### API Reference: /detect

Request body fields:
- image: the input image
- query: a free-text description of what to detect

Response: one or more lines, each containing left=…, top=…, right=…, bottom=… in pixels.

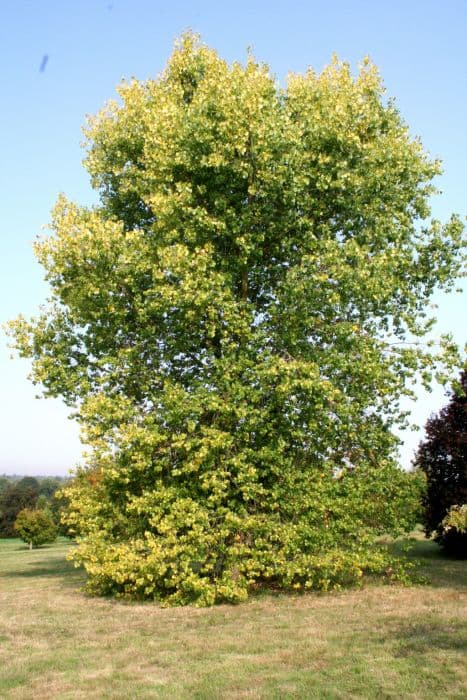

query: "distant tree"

left=14, top=508, right=57, bottom=549
left=415, top=369, right=467, bottom=556
left=0, top=480, right=40, bottom=537
left=36, top=494, right=52, bottom=511
left=17, top=477, right=40, bottom=492
left=38, top=477, right=62, bottom=499
left=0, top=477, right=10, bottom=494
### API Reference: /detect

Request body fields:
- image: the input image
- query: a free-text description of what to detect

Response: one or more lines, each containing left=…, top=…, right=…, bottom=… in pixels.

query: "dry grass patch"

left=0, top=536, right=465, bottom=698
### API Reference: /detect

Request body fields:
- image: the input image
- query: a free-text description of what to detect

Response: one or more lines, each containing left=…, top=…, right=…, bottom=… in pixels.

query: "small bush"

left=14, top=508, right=57, bottom=549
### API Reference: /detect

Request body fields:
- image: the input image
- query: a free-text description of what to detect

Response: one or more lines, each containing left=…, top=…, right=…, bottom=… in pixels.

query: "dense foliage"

left=8, top=35, right=465, bottom=604
left=442, top=503, right=467, bottom=533
left=415, top=370, right=467, bottom=556
left=0, top=478, right=40, bottom=537
left=14, top=508, right=57, bottom=549
left=0, top=476, right=65, bottom=537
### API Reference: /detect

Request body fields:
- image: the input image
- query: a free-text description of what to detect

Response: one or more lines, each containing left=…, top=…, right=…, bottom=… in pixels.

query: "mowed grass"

left=0, top=535, right=465, bottom=699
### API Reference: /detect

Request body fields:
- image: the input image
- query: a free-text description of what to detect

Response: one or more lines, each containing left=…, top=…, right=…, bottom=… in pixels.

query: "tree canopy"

left=8, top=35, right=465, bottom=604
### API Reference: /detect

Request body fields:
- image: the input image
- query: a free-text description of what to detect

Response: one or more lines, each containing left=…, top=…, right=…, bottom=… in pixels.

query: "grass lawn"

left=0, top=535, right=465, bottom=699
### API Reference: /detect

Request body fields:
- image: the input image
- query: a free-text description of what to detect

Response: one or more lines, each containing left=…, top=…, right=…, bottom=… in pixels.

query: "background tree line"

left=0, top=475, right=69, bottom=538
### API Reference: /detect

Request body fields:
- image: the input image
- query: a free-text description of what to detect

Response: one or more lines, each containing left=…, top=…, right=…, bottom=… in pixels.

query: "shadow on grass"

left=1, top=544, right=85, bottom=589
left=9, top=543, right=59, bottom=552
left=392, top=620, right=467, bottom=657
left=5, top=557, right=79, bottom=578
left=389, top=537, right=467, bottom=590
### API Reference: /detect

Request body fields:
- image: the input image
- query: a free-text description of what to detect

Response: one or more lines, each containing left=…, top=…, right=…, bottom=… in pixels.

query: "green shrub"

left=14, top=509, right=57, bottom=549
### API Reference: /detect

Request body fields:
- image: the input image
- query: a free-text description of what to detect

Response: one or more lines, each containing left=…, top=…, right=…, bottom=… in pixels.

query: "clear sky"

left=1, top=0, right=466, bottom=476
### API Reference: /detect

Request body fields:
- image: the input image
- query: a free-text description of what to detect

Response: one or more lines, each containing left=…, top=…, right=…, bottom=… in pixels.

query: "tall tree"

left=8, top=35, right=465, bottom=603
left=415, top=369, right=467, bottom=555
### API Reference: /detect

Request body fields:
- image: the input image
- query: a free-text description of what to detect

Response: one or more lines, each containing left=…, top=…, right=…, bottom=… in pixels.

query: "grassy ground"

left=0, top=535, right=465, bottom=699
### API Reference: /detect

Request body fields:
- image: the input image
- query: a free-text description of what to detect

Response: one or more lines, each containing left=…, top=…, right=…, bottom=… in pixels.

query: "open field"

left=0, top=536, right=465, bottom=699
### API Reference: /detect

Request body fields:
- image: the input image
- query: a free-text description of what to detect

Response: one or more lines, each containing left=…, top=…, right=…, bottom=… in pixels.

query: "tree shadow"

left=391, top=619, right=466, bottom=657
left=389, top=536, right=467, bottom=590
left=1, top=551, right=85, bottom=588
left=10, top=543, right=59, bottom=552
left=6, top=556, right=72, bottom=575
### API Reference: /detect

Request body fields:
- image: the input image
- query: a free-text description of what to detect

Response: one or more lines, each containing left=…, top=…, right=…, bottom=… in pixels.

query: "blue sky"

left=1, top=0, right=465, bottom=475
